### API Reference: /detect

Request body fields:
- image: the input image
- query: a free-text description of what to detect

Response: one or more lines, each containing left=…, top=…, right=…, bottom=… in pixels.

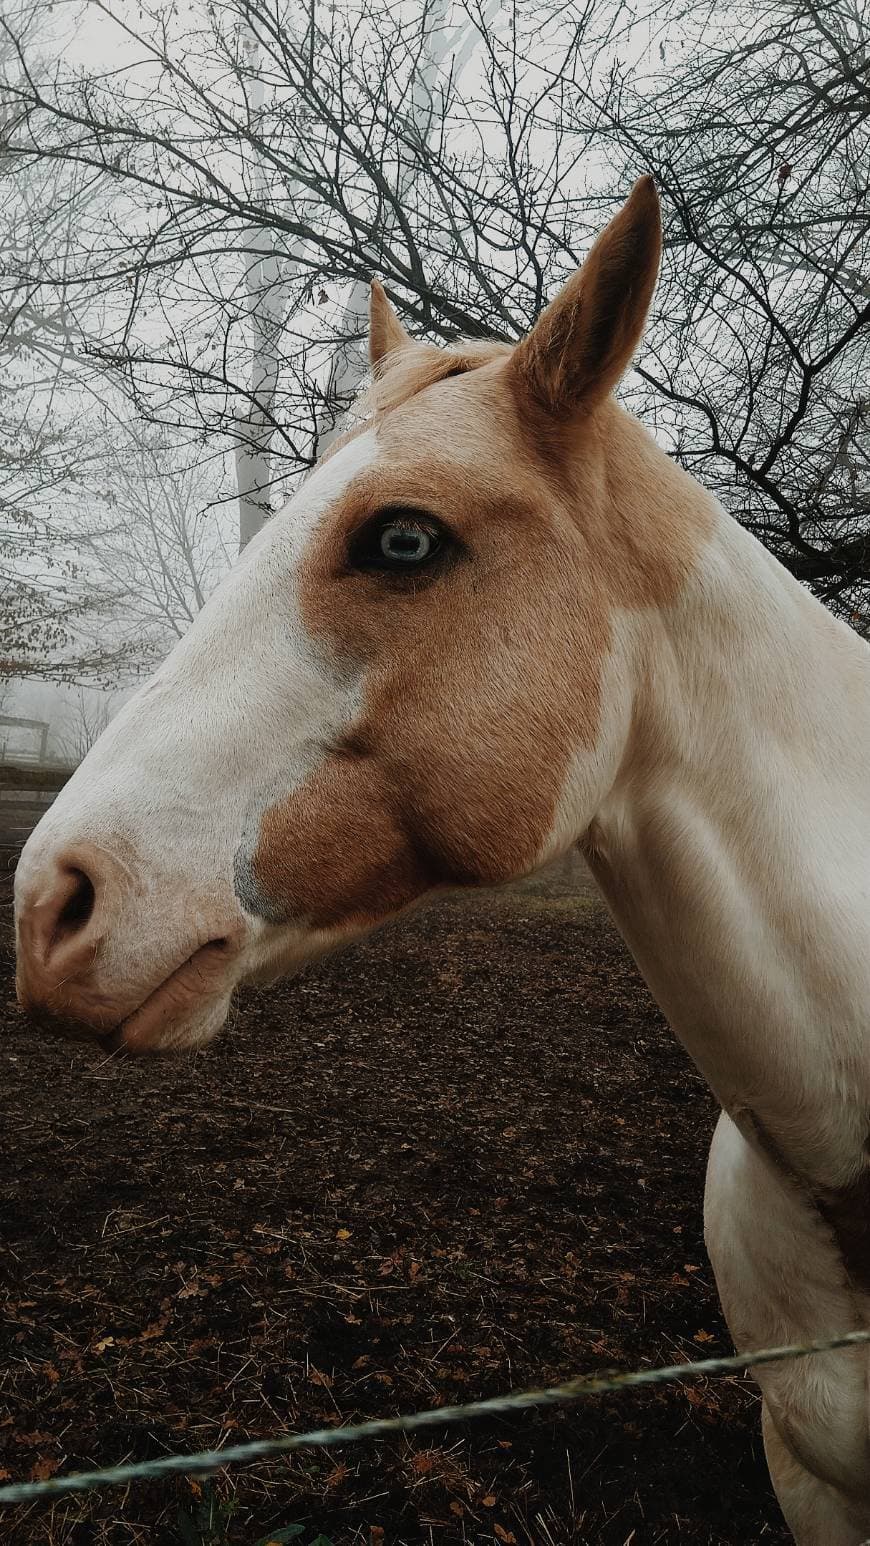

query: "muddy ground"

left=0, top=853, right=789, bottom=1545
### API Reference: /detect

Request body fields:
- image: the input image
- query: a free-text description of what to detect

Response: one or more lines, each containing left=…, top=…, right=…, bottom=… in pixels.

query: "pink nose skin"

left=16, top=843, right=246, bottom=1050
left=15, top=844, right=122, bottom=1036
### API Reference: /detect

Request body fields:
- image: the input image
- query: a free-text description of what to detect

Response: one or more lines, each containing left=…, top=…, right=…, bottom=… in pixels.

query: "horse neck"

left=584, top=436, right=870, bottom=1193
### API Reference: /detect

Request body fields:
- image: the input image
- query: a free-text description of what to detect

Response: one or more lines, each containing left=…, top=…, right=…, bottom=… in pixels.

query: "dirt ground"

left=0, top=852, right=789, bottom=1546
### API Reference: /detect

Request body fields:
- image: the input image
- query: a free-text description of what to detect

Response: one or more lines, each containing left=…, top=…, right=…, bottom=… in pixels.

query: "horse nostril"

left=54, top=867, right=97, bottom=943
left=16, top=844, right=120, bottom=1016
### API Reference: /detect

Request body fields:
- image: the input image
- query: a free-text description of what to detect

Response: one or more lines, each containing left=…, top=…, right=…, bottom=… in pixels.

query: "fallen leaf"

left=29, top=1456, right=60, bottom=1482
left=137, top=1317, right=171, bottom=1342
left=177, top=1280, right=205, bottom=1300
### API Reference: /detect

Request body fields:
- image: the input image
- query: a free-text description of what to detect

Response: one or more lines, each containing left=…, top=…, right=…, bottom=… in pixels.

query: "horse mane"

left=359, top=338, right=513, bottom=420
left=316, top=337, right=513, bottom=468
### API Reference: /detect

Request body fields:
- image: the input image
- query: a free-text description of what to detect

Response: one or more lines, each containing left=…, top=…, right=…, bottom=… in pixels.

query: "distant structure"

left=0, top=715, right=50, bottom=765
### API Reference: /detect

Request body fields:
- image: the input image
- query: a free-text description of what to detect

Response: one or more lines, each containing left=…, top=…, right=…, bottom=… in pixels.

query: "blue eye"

left=351, top=513, right=446, bottom=573
left=379, top=522, right=437, bottom=564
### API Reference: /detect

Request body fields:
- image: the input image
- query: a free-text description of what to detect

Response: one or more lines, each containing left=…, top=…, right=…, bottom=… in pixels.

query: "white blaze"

left=15, top=431, right=380, bottom=1036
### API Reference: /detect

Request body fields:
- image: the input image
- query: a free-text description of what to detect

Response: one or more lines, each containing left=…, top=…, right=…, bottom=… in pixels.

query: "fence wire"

left=2, top=1328, right=869, bottom=1505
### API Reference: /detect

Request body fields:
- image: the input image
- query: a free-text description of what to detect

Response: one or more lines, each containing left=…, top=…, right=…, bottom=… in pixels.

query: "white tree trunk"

left=315, top=0, right=503, bottom=458
left=235, top=37, right=292, bottom=550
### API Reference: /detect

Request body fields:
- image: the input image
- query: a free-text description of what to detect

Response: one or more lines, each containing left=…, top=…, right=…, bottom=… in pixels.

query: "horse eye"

left=351, top=515, right=444, bottom=573
left=379, top=522, right=436, bottom=563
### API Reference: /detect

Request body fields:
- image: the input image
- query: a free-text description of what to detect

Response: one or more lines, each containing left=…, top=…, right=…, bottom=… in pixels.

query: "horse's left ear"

left=511, top=176, right=661, bottom=416
left=369, top=281, right=412, bottom=376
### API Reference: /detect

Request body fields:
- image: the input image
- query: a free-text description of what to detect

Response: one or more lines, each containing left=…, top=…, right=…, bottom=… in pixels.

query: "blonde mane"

left=360, top=337, right=512, bottom=419
left=317, top=336, right=512, bottom=468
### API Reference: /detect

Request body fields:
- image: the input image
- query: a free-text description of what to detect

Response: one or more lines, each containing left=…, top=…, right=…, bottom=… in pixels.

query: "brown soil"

left=0, top=855, right=788, bottom=1546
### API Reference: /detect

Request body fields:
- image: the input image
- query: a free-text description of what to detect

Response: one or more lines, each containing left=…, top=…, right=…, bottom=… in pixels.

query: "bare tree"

left=0, top=0, right=134, bottom=681
left=313, top=0, right=505, bottom=458
left=81, top=425, right=234, bottom=663
left=587, top=0, right=870, bottom=621
left=2, top=0, right=867, bottom=625
left=55, top=686, right=117, bottom=764
left=0, top=0, right=613, bottom=481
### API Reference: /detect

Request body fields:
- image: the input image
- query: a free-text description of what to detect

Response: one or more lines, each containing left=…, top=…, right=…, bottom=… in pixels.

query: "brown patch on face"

left=246, top=751, right=433, bottom=929
left=248, top=357, right=713, bottom=932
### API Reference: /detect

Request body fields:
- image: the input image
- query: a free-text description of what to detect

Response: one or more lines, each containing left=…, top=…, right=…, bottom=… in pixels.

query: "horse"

left=14, top=177, right=870, bottom=1542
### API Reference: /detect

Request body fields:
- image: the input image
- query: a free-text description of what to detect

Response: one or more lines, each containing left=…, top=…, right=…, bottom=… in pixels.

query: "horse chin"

left=112, top=983, right=234, bottom=1055
left=116, top=916, right=399, bottom=1056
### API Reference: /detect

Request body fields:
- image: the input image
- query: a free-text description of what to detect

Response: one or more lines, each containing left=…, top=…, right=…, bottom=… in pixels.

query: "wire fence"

left=2, top=1327, right=869, bottom=1506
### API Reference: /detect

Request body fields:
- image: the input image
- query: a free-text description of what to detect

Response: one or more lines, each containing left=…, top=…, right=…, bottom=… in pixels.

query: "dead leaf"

left=177, top=1280, right=205, bottom=1300
left=29, top=1456, right=60, bottom=1482
left=137, top=1316, right=171, bottom=1342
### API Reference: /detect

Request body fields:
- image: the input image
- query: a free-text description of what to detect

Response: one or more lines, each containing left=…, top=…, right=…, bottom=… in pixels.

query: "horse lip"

left=113, top=936, right=241, bottom=1053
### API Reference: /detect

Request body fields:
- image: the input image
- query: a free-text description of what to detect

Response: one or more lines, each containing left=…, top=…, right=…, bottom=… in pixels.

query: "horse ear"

left=511, top=176, right=661, bottom=416
left=369, top=281, right=412, bottom=376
